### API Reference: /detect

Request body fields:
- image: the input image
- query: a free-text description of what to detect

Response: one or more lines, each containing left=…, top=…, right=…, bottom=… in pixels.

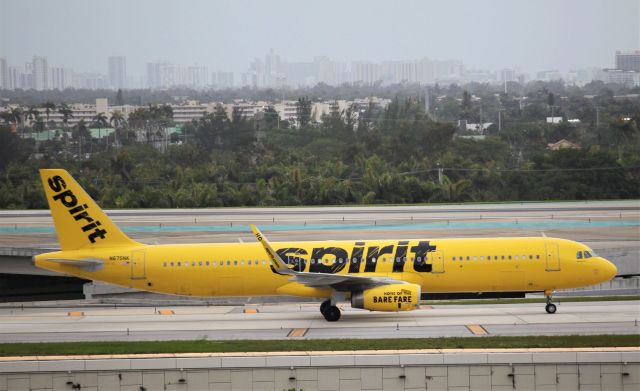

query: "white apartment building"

left=32, top=56, right=48, bottom=91
left=49, top=67, right=74, bottom=90
left=108, top=56, right=127, bottom=89
left=0, top=58, right=7, bottom=90
left=171, top=101, right=218, bottom=124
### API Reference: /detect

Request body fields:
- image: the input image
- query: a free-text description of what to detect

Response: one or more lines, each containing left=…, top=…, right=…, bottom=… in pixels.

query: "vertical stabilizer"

left=39, top=169, right=140, bottom=250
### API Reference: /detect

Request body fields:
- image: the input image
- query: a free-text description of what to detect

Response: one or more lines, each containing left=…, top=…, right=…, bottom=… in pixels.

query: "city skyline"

left=1, top=0, right=638, bottom=79
left=2, top=48, right=637, bottom=91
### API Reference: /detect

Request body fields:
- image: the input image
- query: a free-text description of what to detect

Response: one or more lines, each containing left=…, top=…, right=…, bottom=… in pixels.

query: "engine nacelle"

left=351, top=283, right=421, bottom=312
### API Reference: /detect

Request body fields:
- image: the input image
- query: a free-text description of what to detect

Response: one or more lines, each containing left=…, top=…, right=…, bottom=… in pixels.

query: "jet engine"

left=351, top=283, right=421, bottom=312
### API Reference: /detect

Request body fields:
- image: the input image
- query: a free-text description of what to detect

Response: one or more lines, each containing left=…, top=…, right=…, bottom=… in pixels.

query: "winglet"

left=250, top=225, right=294, bottom=275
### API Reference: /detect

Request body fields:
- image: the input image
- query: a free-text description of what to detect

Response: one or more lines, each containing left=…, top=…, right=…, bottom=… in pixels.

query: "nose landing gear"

left=544, top=290, right=557, bottom=314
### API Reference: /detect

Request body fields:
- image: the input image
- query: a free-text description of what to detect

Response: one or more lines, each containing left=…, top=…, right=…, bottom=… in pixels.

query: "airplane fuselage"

left=36, top=236, right=614, bottom=299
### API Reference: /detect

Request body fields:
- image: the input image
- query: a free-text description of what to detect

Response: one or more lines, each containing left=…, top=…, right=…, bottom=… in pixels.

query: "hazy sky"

left=1, top=0, right=638, bottom=77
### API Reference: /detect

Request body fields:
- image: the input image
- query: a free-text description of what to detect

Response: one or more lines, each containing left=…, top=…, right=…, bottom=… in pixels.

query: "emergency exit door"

left=131, top=250, right=146, bottom=279
left=428, top=250, right=445, bottom=273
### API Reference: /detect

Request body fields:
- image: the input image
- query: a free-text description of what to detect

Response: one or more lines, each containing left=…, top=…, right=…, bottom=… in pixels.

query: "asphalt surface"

left=0, top=301, right=638, bottom=343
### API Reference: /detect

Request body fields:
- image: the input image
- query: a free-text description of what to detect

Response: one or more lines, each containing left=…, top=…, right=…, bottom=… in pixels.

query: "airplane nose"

left=600, top=258, right=617, bottom=281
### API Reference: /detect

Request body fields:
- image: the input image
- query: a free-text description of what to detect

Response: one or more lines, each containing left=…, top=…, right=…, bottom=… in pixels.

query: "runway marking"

left=67, top=311, right=84, bottom=317
left=466, top=324, right=488, bottom=335
left=287, top=328, right=308, bottom=337
left=243, top=308, right=259, bottom=314
left=158, top=309, right=174, bottom=315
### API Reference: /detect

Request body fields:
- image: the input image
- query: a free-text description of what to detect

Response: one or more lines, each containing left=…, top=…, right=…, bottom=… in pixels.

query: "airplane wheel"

left=320, top=300, right=331, bottom=315
left=323, top=305, right=341, bottom=322
left=545, top=303, right=557, bottom=314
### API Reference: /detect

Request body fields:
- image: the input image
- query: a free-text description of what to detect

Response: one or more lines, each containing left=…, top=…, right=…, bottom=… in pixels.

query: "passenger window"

left=508, top=256, right=512, bottom=260
left=473, top=256, right=477, bottom=261
left=487, top=256, right=490, bottom=260
left=213, top=261, right=216, bottom=266
left=452, top=256, right=456, bottom=261
left=466, top=256, right=470, bottom=261
left=199, top=261, right=203, bottom=266
left=536, top=255, right=540, bottom=260
left=480, top=256, right=484, bottom=261
left=501, top=256, right=505, bottom=260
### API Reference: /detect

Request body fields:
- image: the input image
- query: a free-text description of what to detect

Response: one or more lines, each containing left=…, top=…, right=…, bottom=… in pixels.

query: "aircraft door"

left=131, top=250, right=146, bottom=279
left=428, top=250, right=445, bottom=273
left=545, top=243, right=560, bottom=271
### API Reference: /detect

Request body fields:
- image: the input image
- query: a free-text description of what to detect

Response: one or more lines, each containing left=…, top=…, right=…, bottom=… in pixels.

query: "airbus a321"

left=34, top=169, right=617, bottom=321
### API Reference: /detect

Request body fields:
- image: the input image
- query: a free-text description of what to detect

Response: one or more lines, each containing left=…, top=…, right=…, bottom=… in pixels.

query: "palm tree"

left=42, top=101, right=56, bottom=127
left=74, top=119, right=91, bottom=157
left=9, top=107, right=24, bottom=137
left=58, top=104, right=73, bottom=129
left=92, top=112, right=110, bottom=151
left=110, top=111, right=126, bottom=147
left=58, top=104, right=74, bottom=152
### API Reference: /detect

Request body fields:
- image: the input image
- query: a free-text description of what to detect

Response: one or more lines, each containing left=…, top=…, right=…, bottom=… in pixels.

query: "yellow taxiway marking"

left=243, top=308, right=259, bottom=314
left=158, top=309, right=175, bottom=315
left=466, top=324, right=488, bottom=335
left=287, top=328, right=308, bottom=338
left=67, top=311, right=84, bottom=317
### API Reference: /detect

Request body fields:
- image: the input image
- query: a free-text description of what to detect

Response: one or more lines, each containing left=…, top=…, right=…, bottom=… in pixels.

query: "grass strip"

left=423, top=296, right=640, bottom=306
left=1, top=335, right=638, bottom=357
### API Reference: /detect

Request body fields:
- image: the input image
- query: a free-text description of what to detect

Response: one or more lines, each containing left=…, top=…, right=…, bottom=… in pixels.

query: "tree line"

left=0, top=82, right=638, bottom=209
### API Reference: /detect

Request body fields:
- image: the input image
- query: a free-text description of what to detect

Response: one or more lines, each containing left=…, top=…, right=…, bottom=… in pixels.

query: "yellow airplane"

left=34, top=169, right=617, bottom=321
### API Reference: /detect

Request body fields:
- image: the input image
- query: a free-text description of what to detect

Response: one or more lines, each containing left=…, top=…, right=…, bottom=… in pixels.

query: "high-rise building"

left=0, top=58, right=7, bottom=89
left=351, top=62, right=381, bottom=84
left=146, top=62, right=162, bottom=89
left=500, top=68, right=516, bottom=83
left=32, top=56, right=48, bottom=90
left=49, top=67, right=74, bottom=90
left=108, top=56, right=127, bottom=89
left=615, top=50, right=640, bottom=72
left=212, top=71, right=234, bottom=89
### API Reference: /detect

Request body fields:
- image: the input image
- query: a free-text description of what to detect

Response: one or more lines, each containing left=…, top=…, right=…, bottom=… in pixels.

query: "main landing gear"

left=320, top=299, right=341, bottom=322
left=545, top=290, right=557, bottom=314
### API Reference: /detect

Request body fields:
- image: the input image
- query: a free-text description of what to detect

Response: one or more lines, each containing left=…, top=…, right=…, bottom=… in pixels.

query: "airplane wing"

left=250, top=225, right=407, bottom=291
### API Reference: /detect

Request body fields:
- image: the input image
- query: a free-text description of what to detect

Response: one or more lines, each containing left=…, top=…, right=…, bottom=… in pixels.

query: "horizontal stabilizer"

left=43, top=257, right=104, bottom=271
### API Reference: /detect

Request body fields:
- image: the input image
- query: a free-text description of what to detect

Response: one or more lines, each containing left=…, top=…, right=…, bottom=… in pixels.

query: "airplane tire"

left=545, top=303, right=557, bottom=314
left=320, top=300, right=331, bottom=315
left=323, top=305, right=341, bottom=322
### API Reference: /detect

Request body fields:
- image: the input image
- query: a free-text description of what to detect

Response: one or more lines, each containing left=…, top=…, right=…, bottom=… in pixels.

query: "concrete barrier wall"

left=1, top=350, right=638, bottom=390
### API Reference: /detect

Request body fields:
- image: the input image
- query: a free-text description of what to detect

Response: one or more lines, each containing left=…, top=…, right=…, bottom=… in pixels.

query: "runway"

left=0, top=300, right=638, bottom=343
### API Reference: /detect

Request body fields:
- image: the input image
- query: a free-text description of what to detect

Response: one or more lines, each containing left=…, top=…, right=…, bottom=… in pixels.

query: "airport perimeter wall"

left=1, top=349, right=638, bottom=391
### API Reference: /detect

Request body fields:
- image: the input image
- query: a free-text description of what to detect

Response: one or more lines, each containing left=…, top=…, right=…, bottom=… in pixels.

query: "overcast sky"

left=1, top=0, right=638, bottom=77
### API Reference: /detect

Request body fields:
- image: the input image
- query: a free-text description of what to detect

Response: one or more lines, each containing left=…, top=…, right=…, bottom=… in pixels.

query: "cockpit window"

left=576, top=251, right=583, bottom=259
left=584, top=251, right=594, bottom=258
